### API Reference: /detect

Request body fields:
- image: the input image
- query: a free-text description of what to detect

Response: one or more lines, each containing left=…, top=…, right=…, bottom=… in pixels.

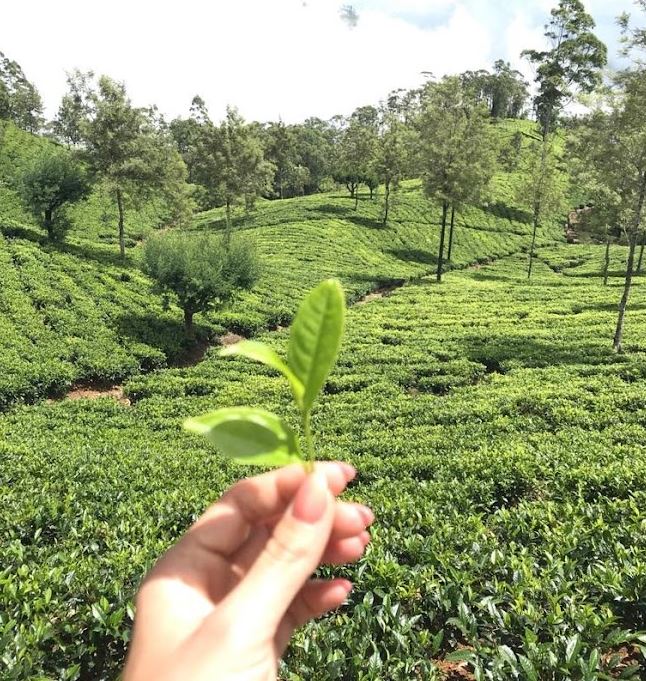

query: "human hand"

left=123, top=462, right=373, bottom=681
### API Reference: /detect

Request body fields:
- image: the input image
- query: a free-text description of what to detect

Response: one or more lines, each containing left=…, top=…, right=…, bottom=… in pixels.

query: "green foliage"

left=72, top=75, right=193, bottom=257
left=0, top=50, right=43, bottom=132
left=188, top=280, right=345, bottom=467
left=461, top=60, right=529, bottom=119
left=522, top=0, right=607, bottom=136
left=18, top=149, right=91, bottom=240
left=143, top=231, right=259, bottom=335
left=2, top=248, right=646, bottom=679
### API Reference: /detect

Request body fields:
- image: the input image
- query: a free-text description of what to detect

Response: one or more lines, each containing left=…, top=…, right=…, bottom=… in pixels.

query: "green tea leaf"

left=221, top=340, right=304, bottom=405
left=184, top=407, right=302, bottom=467
left=287, top=279, right=345, bottom=411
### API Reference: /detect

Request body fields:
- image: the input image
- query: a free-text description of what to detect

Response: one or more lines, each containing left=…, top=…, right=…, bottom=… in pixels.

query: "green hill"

left=0, top=158, right=564, bottom=408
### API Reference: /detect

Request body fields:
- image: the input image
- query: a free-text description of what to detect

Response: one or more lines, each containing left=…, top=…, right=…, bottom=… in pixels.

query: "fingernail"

left=357, top=505, right=374, bottom=526
left=339, top=463, right=356, bottom=481
left=292, top=472, right=329, bottom=523
left=360, top=530, right=371, bottom=546
left=338, top=579, right=353, bottom=594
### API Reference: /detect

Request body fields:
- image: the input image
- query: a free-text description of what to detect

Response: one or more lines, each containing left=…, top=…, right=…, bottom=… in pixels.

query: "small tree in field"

left=19, top=150, right=90, bottom=240
left=143, top=232, right=260, bottom=338
left=515, top=136, right=567, bottom=279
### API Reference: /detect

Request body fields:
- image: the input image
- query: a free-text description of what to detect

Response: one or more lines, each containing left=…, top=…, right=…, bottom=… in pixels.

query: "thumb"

left=228, top=471, right=335, bottom=634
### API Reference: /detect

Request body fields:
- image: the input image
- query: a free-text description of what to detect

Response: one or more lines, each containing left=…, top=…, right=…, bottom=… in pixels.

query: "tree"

left=143, top=232, right=260, bottom=338
left=461, top=61, right=529, bottom=119
left=417, top=77, right=497, bottom=282
left=264, top=120, right=297, bottom=199
left=52, top=70, right=93, bottom=147
left=374, top=109, right=412, bottom=226
left=335, top=106, right=378, bottom=209
left=515, top=136, right=566, bottom=279
left=0, top=51, right=43, bottom=132
left=72, top=75, right=193, bottom=258
left=522, top=0, right=607, bottom=139
left=193, top=106, right=273, bottom=236
left=19, top=150, right=91, bottom=240
left=570, top=73, right=646, bottom=352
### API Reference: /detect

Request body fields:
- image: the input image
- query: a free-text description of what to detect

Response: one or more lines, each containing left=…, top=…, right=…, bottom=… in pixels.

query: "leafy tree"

left=515, top=136, right=567, bottom=279
left=374, top=109, right=412, bottom=226
left=193, top=106, right=273, bottom=235
left=570, top=73, right=646, bottom=352
left=522, top=0, right=607, bottom=139
left=335, top=106, right=378, bottom=209
left=18, top=149, right=90, bottom=240
left=52, top=70, right=93, bottom=147
left=461, top=60, right=529, bottom=119
left=265, top=120, right=297, bottom=199
left=143, top=232, right=260, bottom=338
left=0, top=51, right=43, bottom=132
left=293, top=118, right=335, bottom=194
left=417, top=76, right=497, bottom=282
left=71, top=75, right=193, bottom=258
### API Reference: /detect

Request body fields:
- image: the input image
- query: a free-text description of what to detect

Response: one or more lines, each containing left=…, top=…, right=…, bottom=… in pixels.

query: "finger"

left=186, top=462, right=354, bottom=556
left=321, top=531, right=371, bottom=565
left=234, top=501, right=373, bottom=573
left=275, top=579, right=353, bottom=654
left=217, top=471, right=336, bottom=635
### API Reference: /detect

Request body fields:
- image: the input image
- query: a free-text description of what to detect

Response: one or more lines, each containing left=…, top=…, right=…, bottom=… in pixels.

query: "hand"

left=123, top=462, right=373, bottom=681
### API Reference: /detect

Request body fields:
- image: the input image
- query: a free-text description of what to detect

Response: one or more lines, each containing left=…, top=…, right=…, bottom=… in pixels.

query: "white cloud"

left=0, top=0, right=631, bottom=124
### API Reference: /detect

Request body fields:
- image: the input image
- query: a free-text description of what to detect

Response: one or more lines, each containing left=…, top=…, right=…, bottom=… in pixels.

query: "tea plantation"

left=0, top=168, right=560, bottom=409
left=2, top=236, right=646, bottom=679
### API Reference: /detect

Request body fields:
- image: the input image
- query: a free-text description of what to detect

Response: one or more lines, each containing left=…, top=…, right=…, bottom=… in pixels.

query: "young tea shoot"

left=184, top=279, right=346, bottom=470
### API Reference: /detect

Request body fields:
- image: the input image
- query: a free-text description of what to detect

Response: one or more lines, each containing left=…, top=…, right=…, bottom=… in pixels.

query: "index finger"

left=186, top=461, right=356, bottom=556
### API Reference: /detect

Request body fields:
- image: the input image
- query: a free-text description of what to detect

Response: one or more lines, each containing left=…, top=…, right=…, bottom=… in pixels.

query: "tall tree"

left=72, top=75, right=193, bottom=258
left=516, top=136, right=566, bottom=279
left=194, top=106, right=273, bottom=237
left=417, top=77, right=497, bottom=282
left=335, top=106, right=378, bottom=209
left=461, top=61, right=529, bottom=119
left=52, top=70, right=94, bottom=147
left=0, top=51, right=43, bottom=132
left=374, top=108, right=412, bottom=226
left=570, top=74, right=646, bottom=352
left=522, top=0, right=607, bottom=139
left=265, top=120, right=297, bottom=199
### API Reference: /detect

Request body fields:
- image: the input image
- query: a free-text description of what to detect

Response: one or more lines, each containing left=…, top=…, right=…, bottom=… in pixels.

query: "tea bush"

left=1, top=249, right=645, bottom=679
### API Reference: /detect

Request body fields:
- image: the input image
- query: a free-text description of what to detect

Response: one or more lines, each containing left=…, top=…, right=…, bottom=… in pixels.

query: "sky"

left=0, top=0, right=638, bottom=124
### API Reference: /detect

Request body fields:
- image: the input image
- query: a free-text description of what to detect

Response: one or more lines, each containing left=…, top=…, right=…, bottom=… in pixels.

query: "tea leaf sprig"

left=184, top=279, right=346, bottom=470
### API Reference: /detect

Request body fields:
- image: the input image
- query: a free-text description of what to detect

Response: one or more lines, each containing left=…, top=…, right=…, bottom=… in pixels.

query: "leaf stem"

left=302, top=410, right=315, bottom=473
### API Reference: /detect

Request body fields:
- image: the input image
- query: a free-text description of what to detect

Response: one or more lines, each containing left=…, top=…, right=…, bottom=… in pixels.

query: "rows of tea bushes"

left=0, top=178, right=562, bottom=407
left=1, top=246, right=645, bottom=679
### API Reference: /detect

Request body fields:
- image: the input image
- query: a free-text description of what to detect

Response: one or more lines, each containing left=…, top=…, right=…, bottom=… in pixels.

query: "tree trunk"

left=225, top=198, right=232, bottom=246
left=447, top=205, right=456, bottom=265
left=637, top=231, right=645, bottom=273
left=437, top=202, right=448, bottom=283
left=354, top=185, right=359, bottom=211
left=44, top=207, right=54, bottom=239
left=382, top=181, right=390, bottom=227
left=613, top=230, right=638, bottom=353
left=603, top=235, right=611, bottom=286
left=184, top=308, right=195, bottom=339
left=116, top=188, right=126, bottom=259
left=527, top=208, right=539, bottom=280
left=614, top=173, right=646, bottom=353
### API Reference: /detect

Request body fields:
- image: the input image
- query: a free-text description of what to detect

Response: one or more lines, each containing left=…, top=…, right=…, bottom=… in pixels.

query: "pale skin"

left=124, top=462, right=373, bottom=681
